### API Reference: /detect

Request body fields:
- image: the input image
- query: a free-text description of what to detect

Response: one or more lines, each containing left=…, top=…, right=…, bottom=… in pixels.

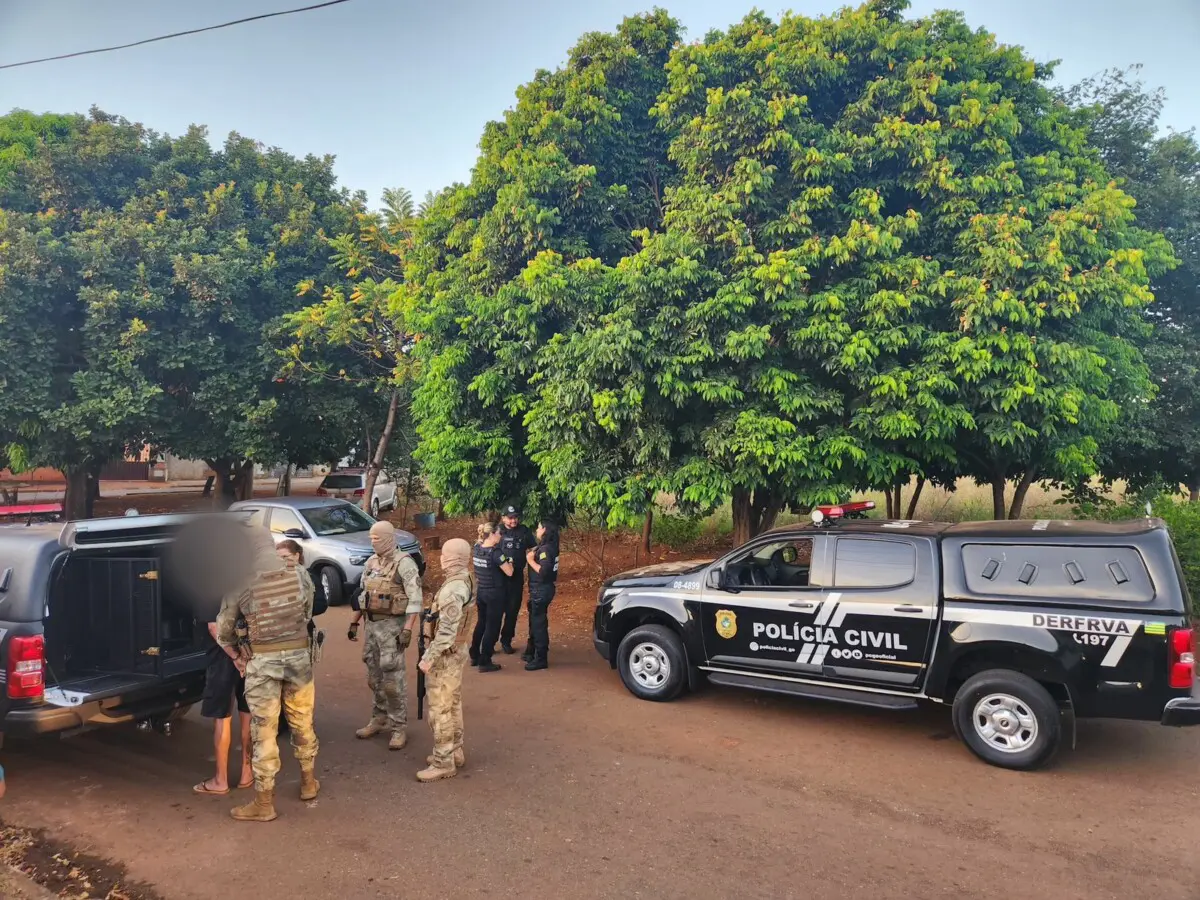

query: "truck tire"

left=617, top=625, right=687, bottom=702
left=952, top=669, right=1061, bottom=771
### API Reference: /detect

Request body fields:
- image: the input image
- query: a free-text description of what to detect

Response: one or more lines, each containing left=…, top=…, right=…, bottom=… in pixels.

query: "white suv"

left=316, top=469, right=399, bottom=518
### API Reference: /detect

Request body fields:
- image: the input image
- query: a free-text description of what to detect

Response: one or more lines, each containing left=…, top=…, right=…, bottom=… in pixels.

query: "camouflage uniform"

left=357, top=548, right=423, bottom=748
left=417, top=538, right=476, bottom=782
left=216, top=529, right=318, bottom=822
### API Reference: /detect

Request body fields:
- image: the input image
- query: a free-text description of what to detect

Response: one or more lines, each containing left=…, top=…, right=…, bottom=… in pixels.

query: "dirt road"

left=3, top=601, right=1199, bottom=900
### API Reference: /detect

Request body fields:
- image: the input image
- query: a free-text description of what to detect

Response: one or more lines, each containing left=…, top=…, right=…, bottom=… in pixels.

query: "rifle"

left=417, top=609, right=427, bottom=720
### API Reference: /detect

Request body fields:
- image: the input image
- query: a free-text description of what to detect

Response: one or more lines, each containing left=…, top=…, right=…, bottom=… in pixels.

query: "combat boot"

left=355, top=716, right=388, bottom=739
left=416, top=763, right=457, bottom=783
left=299, top=768, right=320, bottom=801
left=230, top=788, right=277, bottom=823
left=525, top=657, right=548, bottom=671
left=388, top=730, right=408, bottom=751
left=426, top=748, right=466, bottom=768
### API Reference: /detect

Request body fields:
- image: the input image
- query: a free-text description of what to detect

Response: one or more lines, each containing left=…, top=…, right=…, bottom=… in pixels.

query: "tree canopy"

left=403, top=1, right=1174, bottom=537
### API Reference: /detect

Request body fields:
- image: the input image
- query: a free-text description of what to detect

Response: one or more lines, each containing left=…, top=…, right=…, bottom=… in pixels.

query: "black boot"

left=478, top=661, right=502, bottom=673
left=524, top=657, right=548, bottom=671
left=521, top=644, right=534, bottom=662
left=500, top=642, right=515, bottom=655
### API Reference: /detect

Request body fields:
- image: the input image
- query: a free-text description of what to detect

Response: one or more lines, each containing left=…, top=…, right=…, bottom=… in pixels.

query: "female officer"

left=522, top=521, right=559, bottom=671
left=469, top=523, right=512, bottom=673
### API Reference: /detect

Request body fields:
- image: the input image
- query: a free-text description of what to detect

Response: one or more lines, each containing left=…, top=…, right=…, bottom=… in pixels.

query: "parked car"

left=316, top=469, right=399, bottom=518
left=0, top=514, right=208, bottom=746
left=592, top=514, right=1200, bottom=770
left=227, top=497, right=424, bottom=607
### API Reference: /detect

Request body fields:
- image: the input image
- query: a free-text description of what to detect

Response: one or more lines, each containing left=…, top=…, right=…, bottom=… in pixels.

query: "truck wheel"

left=166, top=704, right=194, bottom=724
left=952, top=670, right=1061, bottom=771
left=319, top=566, right=345, bottom=607
left=617, top=625, right=687, bottom=702
left=371, top=497, right=381, bottom=518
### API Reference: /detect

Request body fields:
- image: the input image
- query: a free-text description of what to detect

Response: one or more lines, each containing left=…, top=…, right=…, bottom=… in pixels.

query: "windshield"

left=300, top=503, right=374, bottom=536
left=320, top=474, right=363, bottom=489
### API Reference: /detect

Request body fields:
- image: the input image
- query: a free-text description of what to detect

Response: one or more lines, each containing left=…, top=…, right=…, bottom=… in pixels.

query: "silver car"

left=227, top=496, right=424, bottom=607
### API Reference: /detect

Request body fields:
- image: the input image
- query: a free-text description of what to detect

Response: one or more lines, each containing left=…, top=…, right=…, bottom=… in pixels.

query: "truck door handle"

left=894, top=605, right=923, bottom=614
left=789, top=601, right=815, bottom=609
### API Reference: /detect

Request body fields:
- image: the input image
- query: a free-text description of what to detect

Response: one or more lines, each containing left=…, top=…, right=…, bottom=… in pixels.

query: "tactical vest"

left=472, top=544, right=503, bottom=595
left=363, top=552, right=414, bottom=616
left=425, top=573, right=477, bottom=646
left=245, top=567, right=308, bottom=647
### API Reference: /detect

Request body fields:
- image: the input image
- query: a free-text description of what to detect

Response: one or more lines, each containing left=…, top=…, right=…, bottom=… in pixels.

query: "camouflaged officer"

left=355, top=520, right=423, bottom=751
left=216, top=526, right=319, bottom=823
left=417, top=538, right=477, bottom=782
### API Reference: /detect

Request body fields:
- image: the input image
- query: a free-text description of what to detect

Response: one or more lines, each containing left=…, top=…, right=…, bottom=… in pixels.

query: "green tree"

left=0, top=109, right=166, bottom=517
left=0, top=110, right=357, bottom=515
left=1068, top=68, right=1200, bottom=498
left=288, top=188, right=421, bottom=512
left=404, top=11, right=680, bottom=521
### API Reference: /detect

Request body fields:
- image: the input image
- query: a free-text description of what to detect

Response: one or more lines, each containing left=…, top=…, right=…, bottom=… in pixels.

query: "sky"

left=1, top=0, right=1198, bottom=205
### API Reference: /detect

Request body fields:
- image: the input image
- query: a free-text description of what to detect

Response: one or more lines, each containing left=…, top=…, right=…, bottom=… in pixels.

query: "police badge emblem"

left=715, top=609, right=737, bottom=639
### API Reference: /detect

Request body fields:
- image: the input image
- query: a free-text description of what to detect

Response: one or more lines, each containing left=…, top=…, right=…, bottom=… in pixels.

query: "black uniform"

left=525, top=540, right=559, bottom=666
left=470, top=541, right=510, bottom=666
left=498, top=522, right=535, bottom=650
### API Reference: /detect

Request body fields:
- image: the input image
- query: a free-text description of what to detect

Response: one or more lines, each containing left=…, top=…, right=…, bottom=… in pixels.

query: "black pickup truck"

left=0, top=515, right=209, bottom=745
left=593, top=516, right=1200, bottom=770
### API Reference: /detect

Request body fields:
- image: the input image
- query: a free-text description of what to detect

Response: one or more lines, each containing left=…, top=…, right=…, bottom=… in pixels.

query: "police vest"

left=363, top=551, right=416, bottom=616
left=473, top=544, right=504, bottom=594
left=528, top=542, right=559, bottom=588
left=245, top=567, right=308, bottom=648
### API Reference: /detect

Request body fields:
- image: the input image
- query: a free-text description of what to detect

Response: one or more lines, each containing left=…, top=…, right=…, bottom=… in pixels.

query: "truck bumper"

left=1161, top=696, right=1200, bottom=726
left=3, top=680, right=204, bottom=738
left=592, top=637, right=611, bottom=661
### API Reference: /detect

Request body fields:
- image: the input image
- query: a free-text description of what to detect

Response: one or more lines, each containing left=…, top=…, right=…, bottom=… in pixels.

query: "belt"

left=250, top=637, right=310, bottom=653
left=365, top=610, right=403, bottom=622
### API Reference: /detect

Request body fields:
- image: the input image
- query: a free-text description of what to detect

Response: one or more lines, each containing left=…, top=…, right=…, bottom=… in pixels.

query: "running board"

left=706, top=671, right=919, bottom=711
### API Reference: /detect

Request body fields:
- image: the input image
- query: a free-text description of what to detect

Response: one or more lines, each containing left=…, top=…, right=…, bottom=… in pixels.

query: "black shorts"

left=201, top=644, right=249, bottom=718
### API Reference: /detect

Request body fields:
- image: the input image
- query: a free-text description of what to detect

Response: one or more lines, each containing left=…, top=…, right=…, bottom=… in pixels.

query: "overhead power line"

left=0, top=0, right=353, bottom=71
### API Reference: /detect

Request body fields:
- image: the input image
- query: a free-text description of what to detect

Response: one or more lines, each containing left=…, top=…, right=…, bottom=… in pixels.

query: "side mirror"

left=706, top=569, right=723, bottom=589
left=282, top=528, right=307, bottom=540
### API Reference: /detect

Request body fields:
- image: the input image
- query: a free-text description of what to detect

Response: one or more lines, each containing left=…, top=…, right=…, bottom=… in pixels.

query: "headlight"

left=597, top=587, right=620, bottom=605
left=349, top=554, right=370, bottom=566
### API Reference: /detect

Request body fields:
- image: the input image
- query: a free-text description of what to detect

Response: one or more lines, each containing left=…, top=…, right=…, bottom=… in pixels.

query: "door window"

left=239, top=507, right=267, bottom=529
left=833, top=538, right=915, bottom=589
left=268, top=507, right=305, bottom=535
left=724, top=537, right=820, bottom=589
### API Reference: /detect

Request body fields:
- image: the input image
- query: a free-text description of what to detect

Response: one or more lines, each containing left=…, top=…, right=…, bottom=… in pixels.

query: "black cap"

left=503, top=505, right=519, bottom=517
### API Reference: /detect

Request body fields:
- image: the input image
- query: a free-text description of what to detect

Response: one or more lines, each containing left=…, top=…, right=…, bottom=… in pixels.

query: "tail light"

left=353, top=489, right=365, bottom=497
left=7, top=635, right=45, bottom=700
left=1169, top=627, right=1194, bottom=690
left=316, top=488, right=327, bottom=496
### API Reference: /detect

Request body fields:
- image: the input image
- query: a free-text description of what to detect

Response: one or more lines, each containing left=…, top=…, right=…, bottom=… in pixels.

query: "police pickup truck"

left=592, top=513, right=1200, bottom=770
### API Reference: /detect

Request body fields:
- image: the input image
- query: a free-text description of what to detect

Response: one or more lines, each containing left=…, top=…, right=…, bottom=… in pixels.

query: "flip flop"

left=193, top=780, right=229, bottom=796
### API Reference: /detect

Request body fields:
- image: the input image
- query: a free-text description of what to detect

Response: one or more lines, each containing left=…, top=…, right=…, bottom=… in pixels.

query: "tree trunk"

left=1008, top=470, right=1037, bottom=520
left=756, top=490, right=784, bottom=535
left=905, top=476, right=926, bottom=520
left=401, top=465, right=416, bottom=524
left=274, top=464, right=292, bottom=497
left=991, top=477, right=1007, bottom=521
left=206, top=458, right=244, bottom=509
left=362, top=389, right=400, bottom=513
left=1189, top=479, right=1199, bottom=503
left=641, top=508, right=654, bottom=555
left=62, top=467, right=92, bottom=522
left=234, top=461, right=255, bottom=502
left=731, top=487, right=752, bottom=546
left=885, top=489, right=895, bottom=519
